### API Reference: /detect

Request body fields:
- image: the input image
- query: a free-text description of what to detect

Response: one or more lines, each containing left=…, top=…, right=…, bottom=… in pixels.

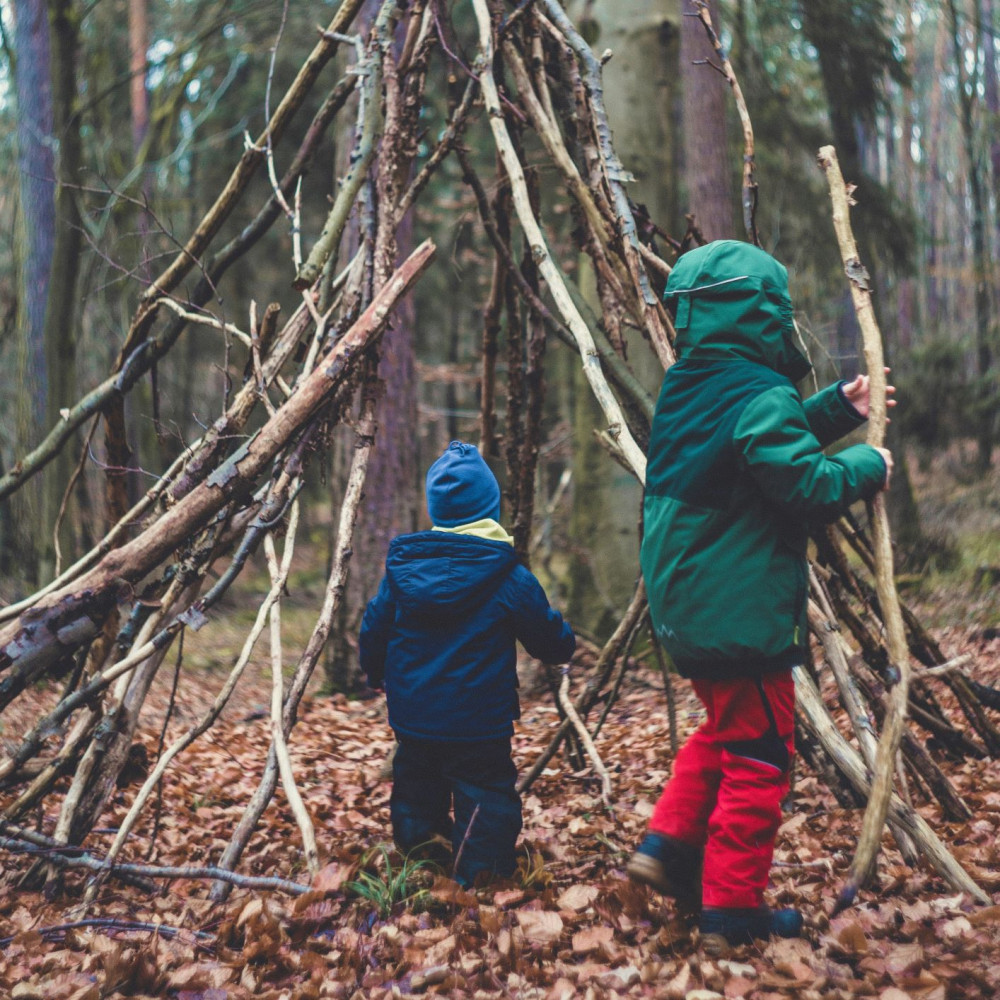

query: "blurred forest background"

left=0, top=0, right=998, bottom=697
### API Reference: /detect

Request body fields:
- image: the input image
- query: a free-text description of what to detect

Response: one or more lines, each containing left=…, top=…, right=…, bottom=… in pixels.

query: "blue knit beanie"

left=425, top=441, right=501, bottom=527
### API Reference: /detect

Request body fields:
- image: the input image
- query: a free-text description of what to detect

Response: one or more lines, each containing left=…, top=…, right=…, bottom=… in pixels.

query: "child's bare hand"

left=875, top=447, right=893, bottom=490
left=844, top=367, right=896, bottom=421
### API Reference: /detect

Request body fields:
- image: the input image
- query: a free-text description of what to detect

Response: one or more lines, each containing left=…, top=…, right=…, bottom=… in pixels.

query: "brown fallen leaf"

left=557, top=883, right=599, bottom=912
left=515, top=909, right=564, bottom=945
left=570, top=923, right=613, bottom=954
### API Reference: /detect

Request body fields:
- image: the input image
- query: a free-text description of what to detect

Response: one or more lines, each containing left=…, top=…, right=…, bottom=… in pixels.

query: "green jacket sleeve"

left=801, top=381, right=866, bottom=448
left=734, top=384, right=887, bottom=520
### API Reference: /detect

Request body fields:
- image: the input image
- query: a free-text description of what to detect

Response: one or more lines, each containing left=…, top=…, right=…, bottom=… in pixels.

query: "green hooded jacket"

left=641, top=240, right=887, bottom=678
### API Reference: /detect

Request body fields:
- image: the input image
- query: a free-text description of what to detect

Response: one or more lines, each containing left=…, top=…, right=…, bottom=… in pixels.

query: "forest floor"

left=2, top=447, right=1000, bottom=1000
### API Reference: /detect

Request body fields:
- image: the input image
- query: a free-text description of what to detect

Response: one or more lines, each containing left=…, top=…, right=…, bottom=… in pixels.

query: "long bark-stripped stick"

left=794, top=667, right=988, bottom=903
left=503, top=37, right=659, bottom=349
left=557, top=671, right=613, bottom=810
left=210, top=381, right=382, bottom=900
left=818, top=145, right=917, bottom=913
left=502, top=44, right=623, bottom=278
left=693, top=1, right=759, bottom=246
left=263, top=509, right=319, bottom=878
left=471, top=0, right=647, bottom=482
left=538, top=3, right=675, bottom=369
left=98, top=499, right=302, bottom=876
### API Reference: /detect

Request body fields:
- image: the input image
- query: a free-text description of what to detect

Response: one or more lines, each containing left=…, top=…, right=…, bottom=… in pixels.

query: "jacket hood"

left=664, top=240, right=811, bottom=381
left=385, top=531, right=518, bottom=618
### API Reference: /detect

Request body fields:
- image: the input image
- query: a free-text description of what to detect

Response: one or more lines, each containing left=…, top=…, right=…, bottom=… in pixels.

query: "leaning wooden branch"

left=471, top=0, right=647, bottom=481
left=0, top=240, right=436, bottom=724
left=264, top=508, right=321, bottom=878
left=0, top=829, right=310, bottom=896
left=539, top=1, right=675, bottom=369
left=519, top=579, right=648, bottom=794
left=794, top=667, right=988, bottom=904
left=818, top=145, right=927, bottom=913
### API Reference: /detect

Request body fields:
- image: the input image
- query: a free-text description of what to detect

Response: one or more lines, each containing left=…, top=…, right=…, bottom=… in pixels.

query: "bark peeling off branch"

left=539, top=1, right=675, bottom=369
left=557, top=672, right=613, bottom=810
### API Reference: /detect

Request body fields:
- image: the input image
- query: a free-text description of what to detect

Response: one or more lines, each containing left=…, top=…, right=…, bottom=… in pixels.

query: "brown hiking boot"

left=626, top=832, right=702, bottom=912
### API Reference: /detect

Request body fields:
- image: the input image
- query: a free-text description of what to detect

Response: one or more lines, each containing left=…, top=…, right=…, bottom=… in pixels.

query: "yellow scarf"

left=432, top=518, right=514, bottom=545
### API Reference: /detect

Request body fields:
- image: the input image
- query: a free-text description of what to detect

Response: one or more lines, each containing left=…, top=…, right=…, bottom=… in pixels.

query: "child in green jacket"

left=628, top=240, right=893, bottom=954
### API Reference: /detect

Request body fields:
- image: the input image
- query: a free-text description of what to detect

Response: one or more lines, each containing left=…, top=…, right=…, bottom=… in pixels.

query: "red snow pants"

left=649, top=671, right=795, bottom=909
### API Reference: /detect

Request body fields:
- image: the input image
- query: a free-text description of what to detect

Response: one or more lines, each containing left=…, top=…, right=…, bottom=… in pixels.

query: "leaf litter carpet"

left=2, top=627, right=1000, bottom=999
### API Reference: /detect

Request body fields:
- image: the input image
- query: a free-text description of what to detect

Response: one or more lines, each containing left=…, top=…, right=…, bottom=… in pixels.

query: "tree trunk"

left=41, top=0, right=84, bottom=577
left=680, top=0, right=734, bottom=239
left=325, top=0, right=419, bottom=693
left=9, top=0, right=56, bottom=586
left=952, top=0, right=995, bottom=469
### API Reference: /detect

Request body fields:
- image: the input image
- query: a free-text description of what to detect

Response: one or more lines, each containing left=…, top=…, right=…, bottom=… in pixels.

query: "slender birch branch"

left=264, top=510, right=320, bottom=878
left=557, top=671, right=613, bottom=810
left=818, top=145, right=916, bottom=913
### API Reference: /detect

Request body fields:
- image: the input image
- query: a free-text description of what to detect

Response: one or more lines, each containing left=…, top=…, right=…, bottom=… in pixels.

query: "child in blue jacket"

left=360, top=441, right=576, bottom=885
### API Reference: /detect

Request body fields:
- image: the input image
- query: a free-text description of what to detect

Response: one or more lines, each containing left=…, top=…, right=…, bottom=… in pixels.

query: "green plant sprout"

left=345, top=844, right=440, bottom=918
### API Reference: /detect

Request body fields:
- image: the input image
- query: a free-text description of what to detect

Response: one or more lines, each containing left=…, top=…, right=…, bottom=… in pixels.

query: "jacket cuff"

left=835, top=381, right=867, bottom=423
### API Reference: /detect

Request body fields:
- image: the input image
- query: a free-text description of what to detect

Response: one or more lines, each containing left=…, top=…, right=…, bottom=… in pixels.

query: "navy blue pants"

left=391, top=737, right=522, bottom=886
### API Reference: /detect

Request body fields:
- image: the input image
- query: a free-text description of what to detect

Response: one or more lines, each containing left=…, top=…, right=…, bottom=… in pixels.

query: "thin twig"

left=557, top=671, right=613, bottom=811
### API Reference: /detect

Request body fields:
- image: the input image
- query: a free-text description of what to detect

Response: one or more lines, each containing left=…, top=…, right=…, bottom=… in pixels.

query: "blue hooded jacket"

left=360, top=531, right=576, bottom=741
